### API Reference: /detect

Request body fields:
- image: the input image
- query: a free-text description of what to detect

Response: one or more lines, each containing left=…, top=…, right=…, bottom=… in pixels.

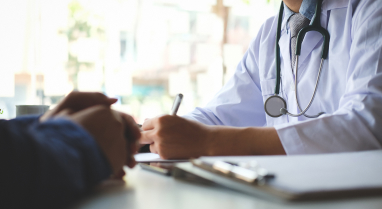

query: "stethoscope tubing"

left=281, top=57, right=325, bottom=118
left=266, top=0, right=329, bottom=119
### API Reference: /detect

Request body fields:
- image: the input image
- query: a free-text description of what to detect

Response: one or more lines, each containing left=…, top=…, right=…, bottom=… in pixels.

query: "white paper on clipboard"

left=134, top=153, right=188, bottom=163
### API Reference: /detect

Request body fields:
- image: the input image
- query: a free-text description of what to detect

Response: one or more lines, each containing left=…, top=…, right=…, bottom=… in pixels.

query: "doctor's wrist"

left=203, top=126, right=285, bottom=156
left=203, top=126, right=251, bottom=156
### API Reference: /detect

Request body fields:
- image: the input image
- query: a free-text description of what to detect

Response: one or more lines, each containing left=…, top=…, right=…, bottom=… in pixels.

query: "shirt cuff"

left=11, top=114, right=41, bottom=124
left=274, top=122, right=307, bottom=155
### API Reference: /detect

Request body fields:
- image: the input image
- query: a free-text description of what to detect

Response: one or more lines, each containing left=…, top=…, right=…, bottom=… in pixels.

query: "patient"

left=0, top=92, right=141, bottom=208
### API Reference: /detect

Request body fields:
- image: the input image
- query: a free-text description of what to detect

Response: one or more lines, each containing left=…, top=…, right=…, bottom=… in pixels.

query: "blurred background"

left=0, top=0, right=280, bottom=123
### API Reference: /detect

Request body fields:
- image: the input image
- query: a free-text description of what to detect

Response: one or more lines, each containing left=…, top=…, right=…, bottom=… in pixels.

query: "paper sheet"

left=134, top=153, right=188, bottom=163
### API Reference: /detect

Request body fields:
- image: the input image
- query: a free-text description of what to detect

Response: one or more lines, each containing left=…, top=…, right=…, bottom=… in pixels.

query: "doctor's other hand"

left=56, top=105, right=141, bottom=174
left=40, top=91, right=117, bottom=122
left=140, top=115, right=213, bottom=159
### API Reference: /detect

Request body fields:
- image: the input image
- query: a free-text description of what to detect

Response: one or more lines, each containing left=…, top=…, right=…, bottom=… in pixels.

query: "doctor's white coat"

left=184, top=0, right=382, bottom=154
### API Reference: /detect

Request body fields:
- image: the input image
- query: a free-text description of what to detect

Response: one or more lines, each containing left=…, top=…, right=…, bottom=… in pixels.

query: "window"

left=0, top=0, right=279, bottom=122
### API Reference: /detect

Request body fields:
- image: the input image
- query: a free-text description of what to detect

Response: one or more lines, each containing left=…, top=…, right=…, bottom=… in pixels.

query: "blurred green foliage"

left=66, top=0, right=105, bottom=90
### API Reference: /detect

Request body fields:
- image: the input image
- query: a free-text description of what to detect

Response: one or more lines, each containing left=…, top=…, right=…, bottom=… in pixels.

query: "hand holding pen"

left=138, top=94, right=183, bottom=153
left=140, top=93, right=215, bottom=159
left=139, top=93, right=211, bottom=158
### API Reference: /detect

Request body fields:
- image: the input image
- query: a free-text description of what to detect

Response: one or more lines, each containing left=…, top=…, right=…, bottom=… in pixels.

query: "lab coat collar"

left=280, top=0, right=349, bottom=34
left=279, top=0, right=349, bottom=75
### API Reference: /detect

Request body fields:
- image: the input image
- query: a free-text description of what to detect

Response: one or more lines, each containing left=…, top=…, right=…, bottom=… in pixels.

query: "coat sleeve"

left=274, top=0, right=382, bottom=154
left=0, top=115, right=112, bottom=208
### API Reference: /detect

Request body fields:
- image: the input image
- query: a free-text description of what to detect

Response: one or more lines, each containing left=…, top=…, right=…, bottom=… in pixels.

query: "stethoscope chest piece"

left=264, top=95, right=287, bottom=118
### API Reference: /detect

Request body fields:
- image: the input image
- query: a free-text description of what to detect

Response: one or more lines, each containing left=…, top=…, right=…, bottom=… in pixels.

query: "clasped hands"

left=40, top=92, right=141, bottom=177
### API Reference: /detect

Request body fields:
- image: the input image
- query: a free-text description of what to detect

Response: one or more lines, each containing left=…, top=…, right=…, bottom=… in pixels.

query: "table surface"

left=73, top=166, right=382, bottom=209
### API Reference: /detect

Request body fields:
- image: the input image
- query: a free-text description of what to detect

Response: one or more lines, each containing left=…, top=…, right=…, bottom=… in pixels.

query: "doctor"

left=140, top=0, right=382, bottom=158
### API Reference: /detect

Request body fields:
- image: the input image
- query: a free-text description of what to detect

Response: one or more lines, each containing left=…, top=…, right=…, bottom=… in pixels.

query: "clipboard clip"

left=192, top=159, right=275, bottom=184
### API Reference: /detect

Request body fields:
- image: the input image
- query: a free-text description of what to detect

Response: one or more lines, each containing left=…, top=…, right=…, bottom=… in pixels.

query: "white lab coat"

left=184, top=0, right=382, bottom=154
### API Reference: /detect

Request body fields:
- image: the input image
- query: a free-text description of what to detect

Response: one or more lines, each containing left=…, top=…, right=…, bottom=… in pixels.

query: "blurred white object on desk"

left=134, top=153, right=188, bottom=163
left=16, top=105, right=50, bottom=117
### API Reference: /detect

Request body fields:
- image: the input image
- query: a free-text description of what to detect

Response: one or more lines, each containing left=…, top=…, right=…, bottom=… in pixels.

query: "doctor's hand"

left=140, top=115, right=214, bottom=159
left=140, top=115, right=286, bottom=158
left=40, top=91, right=117, bottom=122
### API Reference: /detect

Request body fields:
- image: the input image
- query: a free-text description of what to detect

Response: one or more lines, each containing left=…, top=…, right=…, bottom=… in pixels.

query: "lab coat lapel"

left=278, top=9, right=293, bottom=81
left=277, top=0, right=349, bottom=79
left=296, top=11, right=328, bottom=70
left=278, top=25, right=325, bottom=82
left=297, top=26, right=324, bottom=70
left=277, top=15, right=326, bottom=81
left=322, top=0, right=348, bottom=12
left=298, top=0, right=348, bottom=67
left=278, top=30, right=293, bottom=82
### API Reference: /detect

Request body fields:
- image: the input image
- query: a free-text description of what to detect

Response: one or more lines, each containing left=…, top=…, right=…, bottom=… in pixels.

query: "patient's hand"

left=40, top=91, right=117, bottom=122
left=40, top=92, right=141, bottom=175
left=62, top=105, right=141, bottom=173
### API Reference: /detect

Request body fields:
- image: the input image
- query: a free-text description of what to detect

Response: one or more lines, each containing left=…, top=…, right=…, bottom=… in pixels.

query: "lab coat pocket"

left=260, top=78, right=277, bottom=97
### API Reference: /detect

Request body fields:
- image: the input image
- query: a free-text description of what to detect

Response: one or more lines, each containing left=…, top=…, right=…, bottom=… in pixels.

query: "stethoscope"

left=264, top=0, right=330, bottom=118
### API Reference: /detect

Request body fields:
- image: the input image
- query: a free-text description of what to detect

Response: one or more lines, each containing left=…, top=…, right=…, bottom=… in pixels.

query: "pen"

left=137, top=94, right=183, bottom=128
left=170, top=94, right=183, bottom=116
left=138, top=94, right=183, bottom=127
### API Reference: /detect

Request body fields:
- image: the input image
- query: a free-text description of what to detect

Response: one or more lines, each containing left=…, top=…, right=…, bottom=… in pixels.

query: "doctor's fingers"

left=149, top=142, right=172, bottom=159
left=142, top=117, right=159, bottom=131
left=141, top=117, right=156, bottom=131
left=139, top=130, right=157, bottom=145
left=141, top=114, right=169, bottom=131
left=149, top=141, right=178, bottom=159
left=149, top=143, right=159, bottom=154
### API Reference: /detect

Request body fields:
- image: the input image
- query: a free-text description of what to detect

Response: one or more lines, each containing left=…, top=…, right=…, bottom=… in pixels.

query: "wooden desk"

left=73, top=166, right=382, bottom=209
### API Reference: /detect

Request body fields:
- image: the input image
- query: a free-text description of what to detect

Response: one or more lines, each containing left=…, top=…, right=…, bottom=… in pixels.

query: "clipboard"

left=173, top=150, right=382, bottom=201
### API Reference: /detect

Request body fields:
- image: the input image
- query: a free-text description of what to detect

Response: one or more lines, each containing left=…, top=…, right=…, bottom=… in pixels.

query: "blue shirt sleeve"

left=0, top=115, right=112, bottom=208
